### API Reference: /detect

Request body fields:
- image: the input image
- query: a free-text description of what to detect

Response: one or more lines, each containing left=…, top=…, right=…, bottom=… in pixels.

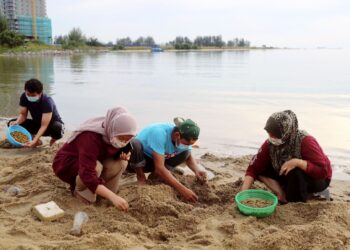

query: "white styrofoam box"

left=32, top=201, right=65, bottom=221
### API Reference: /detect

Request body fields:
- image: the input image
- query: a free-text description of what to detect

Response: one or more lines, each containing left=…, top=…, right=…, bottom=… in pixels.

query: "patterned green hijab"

left=264, top=110, right=308, bottom=172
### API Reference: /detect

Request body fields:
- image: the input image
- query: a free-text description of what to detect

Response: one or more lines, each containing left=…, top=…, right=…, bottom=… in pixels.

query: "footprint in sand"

left=3, top=202, right=32, bottom=216
left=27, top=190, right=51, bottom=201
left=6, top=227, right=31, bottom=238
left=0, top=167, right=13, bottom=177
left=187, top=234, right=213, bottom=246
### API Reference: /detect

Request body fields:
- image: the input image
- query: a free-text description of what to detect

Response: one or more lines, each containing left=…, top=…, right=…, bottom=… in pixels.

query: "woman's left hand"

left=24, top=140, right=40, bottom=148
left=196, top=170, right=207, bottom=183
left=279, top=159, right=298, bottom=176
left=120, top=152, right=131, bottom=161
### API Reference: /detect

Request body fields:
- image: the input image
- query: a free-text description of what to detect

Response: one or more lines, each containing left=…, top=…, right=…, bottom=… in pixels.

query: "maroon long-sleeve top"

left=52, top=131, right=119, bottom=193
left=246, top=136, right=332, bottom=181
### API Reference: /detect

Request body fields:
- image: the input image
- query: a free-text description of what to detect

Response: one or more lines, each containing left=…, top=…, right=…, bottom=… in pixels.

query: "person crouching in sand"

left=129, top=118, right=207, bottom=202
left=52, top=107, right=137, bottom=211
left=241, top=110, right=332, bottom=203
left=8, top=78, right=64, bottom=147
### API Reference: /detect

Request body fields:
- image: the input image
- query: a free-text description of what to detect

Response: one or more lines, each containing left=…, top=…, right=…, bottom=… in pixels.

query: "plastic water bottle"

left=70, top=211, right=89, bottom=236
left=3, top=185, right=22, bottom=196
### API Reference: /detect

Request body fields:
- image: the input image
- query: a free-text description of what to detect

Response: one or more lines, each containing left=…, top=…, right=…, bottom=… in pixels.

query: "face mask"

left=110, top=137, right=128, bottom=148
left=176, top=138, right=189, bottom=150
left=177, top=143, right=189, bottom=150
left=268, top=137, right=284, bottom=146
left=26, top=94, right=40, bottom=102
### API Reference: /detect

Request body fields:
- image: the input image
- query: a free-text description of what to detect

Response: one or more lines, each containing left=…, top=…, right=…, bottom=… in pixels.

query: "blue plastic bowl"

left=7, top=125, right=32, bottom=147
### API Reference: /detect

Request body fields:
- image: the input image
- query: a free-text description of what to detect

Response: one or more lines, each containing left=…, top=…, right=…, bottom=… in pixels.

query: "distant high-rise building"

left=0, top=0, right=52, bottom=44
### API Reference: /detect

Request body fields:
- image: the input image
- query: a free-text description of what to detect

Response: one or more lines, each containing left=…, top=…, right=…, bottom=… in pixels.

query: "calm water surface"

left=1, top=49, right=349, bottom=178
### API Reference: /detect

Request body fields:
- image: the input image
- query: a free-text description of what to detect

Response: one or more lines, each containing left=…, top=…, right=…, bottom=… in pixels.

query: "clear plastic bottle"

left=3, top=185, right=22, bottom=196
left=70, top=211, right=89, bottom=236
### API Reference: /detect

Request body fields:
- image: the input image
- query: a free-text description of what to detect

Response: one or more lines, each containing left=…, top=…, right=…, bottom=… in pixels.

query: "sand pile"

left=0, top=145, right=350, bottom=249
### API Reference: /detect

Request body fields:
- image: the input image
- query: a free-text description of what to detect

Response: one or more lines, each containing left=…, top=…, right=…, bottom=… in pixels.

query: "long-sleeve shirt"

left=245, top=136, right=332, bottom=181
left=52, top=131, right=119, bottom=193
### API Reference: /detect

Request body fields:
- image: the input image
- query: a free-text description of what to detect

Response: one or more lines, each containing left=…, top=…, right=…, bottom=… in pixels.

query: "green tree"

left=67, top=28, right=86, bottom=47
left=86, top=37, right=103, bottom=46
left=213, top=35, right=225, bottom=47
left=116, top=37, right=132, bottom=47
left=144, top=36, right=155, bottom=47
left=0, top=30, right=25, bottom=48
left=133, top=37, right=145, bottom=46
left=0, top=14, right=8, bottom=33
left=227, top=37, right=250, bottom=48
left=54, top=35, right=68, bottom=45
left=171, top=36, right=193, bottom=49
left=130, top=36, right=156, bottom=47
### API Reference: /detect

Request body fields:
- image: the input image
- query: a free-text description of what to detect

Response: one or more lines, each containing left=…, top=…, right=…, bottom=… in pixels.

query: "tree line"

left=54, top=28, right=251, bottom=50
left=0, top=20, right=253, bottom=50
left=54, top=28, right=104, bottom=49
left=54, top=30, right=158, bottom=49
left=0, top=14, right=25, bottom=48
left=115, top=35, right=250, bottom=49
left=167, top=36, right=250, bottom=49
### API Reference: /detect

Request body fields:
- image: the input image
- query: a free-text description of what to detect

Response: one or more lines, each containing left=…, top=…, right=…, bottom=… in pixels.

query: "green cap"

left=174, top=117, right=200, bottom=140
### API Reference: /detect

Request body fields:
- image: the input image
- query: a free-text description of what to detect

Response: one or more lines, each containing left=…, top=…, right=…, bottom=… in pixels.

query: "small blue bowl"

left=7, top=125, right=32, bottom=147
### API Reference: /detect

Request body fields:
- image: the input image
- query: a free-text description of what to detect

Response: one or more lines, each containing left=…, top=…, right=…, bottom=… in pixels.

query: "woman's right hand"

left=241, top=176, right=254, bottom=191
left=96, top=185, right=129, bottom=211
left=110, top=194, right=129, bottom=212
left=9, top=120, right=18, bottom=126
left=180, top=187, right=198, bottom=202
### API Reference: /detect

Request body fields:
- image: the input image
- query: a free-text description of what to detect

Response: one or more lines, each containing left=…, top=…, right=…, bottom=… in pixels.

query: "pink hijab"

left=67, top=107, right=137, bottom=144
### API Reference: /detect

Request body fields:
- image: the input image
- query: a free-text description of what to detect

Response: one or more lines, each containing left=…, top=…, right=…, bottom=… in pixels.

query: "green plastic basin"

left=235, top=189, right=278, bottom=217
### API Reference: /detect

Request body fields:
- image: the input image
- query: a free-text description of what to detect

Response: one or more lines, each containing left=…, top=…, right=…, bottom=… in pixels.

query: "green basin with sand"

left=235, top=189, right=278, bottom=217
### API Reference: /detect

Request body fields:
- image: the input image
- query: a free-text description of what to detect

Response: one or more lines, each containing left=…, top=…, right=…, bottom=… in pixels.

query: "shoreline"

left=0, top=47, right=281, bottom=56
left=1, top=120, right=350, bottom=181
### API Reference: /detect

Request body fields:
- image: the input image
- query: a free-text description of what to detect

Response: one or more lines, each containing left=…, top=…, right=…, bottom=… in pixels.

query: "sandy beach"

left=0, top=130, right=350, bottom=250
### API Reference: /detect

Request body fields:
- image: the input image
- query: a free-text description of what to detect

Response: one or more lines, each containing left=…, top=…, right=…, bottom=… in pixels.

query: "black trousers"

left=126, top=138, right=190, bottom=173
left=260, top=166, right=330, bottom=202
left=7, top=118, right=64, bottom=140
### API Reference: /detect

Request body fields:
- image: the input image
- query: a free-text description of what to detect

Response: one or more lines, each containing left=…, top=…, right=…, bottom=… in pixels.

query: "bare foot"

left=137, top=179, right=147, bottom=185
left=277, top=194, right=288, bottom=205
left=136, top=168, right=147, bottom=185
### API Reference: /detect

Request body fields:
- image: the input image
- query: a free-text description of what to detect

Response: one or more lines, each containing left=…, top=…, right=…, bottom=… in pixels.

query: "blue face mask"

left=26, top=94, right=40, bottom=102
left=176, top=140, right=189, bottom=150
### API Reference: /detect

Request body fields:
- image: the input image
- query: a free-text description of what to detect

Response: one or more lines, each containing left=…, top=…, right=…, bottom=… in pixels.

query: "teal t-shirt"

left=136, top=123, right=191, bottom=159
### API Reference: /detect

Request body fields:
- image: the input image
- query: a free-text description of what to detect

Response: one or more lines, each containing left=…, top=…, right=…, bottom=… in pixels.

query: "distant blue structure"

left=0, top=0, right=52, bottom=44
left=17, top=16, right=52, bottom=44
left=151, top=47, right=163, bottom=52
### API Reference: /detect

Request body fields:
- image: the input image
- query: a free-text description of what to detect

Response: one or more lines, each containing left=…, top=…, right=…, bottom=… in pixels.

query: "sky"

left=47, top=0, right=350, bottom=48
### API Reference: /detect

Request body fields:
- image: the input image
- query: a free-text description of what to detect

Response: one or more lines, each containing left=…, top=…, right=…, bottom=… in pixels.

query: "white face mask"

left=268, top=137, right=284, bottom=146
left=26, top=94, right=40, bottom=102
left=110, top=137, right=128, bottom=148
